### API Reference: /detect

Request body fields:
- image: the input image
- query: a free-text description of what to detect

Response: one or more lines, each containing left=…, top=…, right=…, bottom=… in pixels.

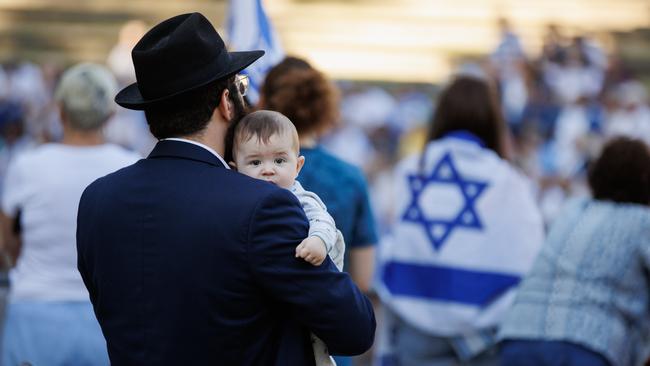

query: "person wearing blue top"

left=299, top=146, right=378, bottom=270
left=376, top=75, right=544, bottom=366
left=259, top=56, right=379, bottom=293
left=499, top=136, right=650, bottom=366
left=259, top=56, right=379, bottom=366
left=77, top=14, right=375, bottom=365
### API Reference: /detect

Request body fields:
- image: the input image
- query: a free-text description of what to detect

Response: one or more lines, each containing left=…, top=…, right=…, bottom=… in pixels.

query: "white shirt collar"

left=161, top=138, right=230, bottom=169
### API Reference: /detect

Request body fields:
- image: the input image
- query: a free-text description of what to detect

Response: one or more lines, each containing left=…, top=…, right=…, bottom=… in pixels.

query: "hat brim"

left=115, top=50, right=264, bottom=110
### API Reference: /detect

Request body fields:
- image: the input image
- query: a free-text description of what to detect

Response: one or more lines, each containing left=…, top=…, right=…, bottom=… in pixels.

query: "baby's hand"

left=295, top=236, right=327, bottom=266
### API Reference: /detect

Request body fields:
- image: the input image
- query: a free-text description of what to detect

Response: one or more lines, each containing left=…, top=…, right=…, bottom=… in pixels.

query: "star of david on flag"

left=401, top=152, right=489, bottom=250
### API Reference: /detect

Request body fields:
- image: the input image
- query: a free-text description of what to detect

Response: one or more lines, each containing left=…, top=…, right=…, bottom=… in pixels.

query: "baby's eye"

left=248, top=160, right=261, bottom=166
left=274, top=158, right=286, bottom=164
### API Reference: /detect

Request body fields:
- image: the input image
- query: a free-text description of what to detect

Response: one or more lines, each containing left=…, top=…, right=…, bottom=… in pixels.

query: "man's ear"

left=296, top=155, right=305, bottom=176
left=216, top=88, right=233, bottom=122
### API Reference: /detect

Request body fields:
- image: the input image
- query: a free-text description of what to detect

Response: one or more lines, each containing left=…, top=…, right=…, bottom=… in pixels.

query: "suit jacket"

left=77, top=140, right=376, bottom=365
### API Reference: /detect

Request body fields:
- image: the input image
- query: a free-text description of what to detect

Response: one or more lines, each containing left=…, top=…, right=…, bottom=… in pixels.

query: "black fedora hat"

left=115, top=12, right=264, bottom=110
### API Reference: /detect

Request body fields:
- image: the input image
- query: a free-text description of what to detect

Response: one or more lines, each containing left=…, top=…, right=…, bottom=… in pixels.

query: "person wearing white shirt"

left=0, top=63, right=140, bottom=366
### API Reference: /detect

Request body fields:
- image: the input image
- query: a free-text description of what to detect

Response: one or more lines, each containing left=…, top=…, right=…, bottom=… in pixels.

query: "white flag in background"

left=227, top=0, right=284, bottom=105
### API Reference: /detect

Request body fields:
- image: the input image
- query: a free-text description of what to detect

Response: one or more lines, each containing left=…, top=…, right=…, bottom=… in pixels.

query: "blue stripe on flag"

left=382, top=261, right=520, bottom=306
left=255, top=0, right=273, bottom=46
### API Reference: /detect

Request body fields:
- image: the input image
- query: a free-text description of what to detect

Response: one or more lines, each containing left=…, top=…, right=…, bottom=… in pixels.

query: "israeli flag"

left=376, top=132, right=544, bottom=338
left=227, top=0, right=284, bottom=105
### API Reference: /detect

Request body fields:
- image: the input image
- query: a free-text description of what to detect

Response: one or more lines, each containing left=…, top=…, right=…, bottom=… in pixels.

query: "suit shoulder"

left=257, top=183, right=303, bottom=209
left=85, top=160, right=137, bottom=186
left=199, top=169, right=301, bottom=214
left=79, top=172, right=111, bottom=203
left=229, top=171, right=301, bottom=207
left=80, top=159, right=143, bottom=202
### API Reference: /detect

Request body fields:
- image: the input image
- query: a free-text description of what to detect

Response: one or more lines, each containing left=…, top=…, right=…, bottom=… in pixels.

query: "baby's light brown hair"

left=231, top=110, right=301, bottom=161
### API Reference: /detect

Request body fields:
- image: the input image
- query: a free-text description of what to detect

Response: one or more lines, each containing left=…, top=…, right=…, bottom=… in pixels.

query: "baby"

left=228, top=110, right=345, bottom=366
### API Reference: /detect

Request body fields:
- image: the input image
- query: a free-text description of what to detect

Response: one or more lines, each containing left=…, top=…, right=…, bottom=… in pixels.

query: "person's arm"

left=248, top=188, right=375, bottom=355
left=0, top=212, right=20, bottom=268
left=1, top=155, right=26, bottom=268
left=296, top=186, right=338, bottom=254
left=349, top=245, right=375, bottom=293
left=294, top=186, right=344, bottom=267
left=348, top=173, right=379, bottom=293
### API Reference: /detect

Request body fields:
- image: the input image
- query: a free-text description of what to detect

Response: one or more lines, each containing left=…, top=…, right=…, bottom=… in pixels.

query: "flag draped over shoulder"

left=376, top=132, right=544, bottom=337
left=227, top=0, right=284, bottom=104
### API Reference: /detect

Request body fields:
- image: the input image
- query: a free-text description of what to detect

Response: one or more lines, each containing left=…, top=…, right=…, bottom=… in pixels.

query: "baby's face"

left=234, top=132, right=304, bottom=189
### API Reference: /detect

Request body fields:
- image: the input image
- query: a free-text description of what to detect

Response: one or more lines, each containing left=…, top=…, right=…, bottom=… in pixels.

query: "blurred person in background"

left=107, top=19, right=147, bottom=87
left=2, top=61, right=51, bottom=143
left=0, top=81, right=37, bottom=366
left=105, top=19, right=156, bottom=156
left=535, top=34, right=606, bottom=224
left=543, top=37, right=604, bottom=106
left=499, top=137, right=650, bottom=366
left=376, top=75, right=544, bottom=366
left=323, top=85, right=394, bottom=169
left=489, top=17, right=529, bottom=135
left=0, top=63, right=140, bottom=365
left=259, top=56, right=379, bottom=366
left=540, top=24, right=566, bottom=65
left=36, top=61, right=67, bottom=143
left=0, top=101, right=35, bottom=196
left=603, top=80, right=650, bottom=145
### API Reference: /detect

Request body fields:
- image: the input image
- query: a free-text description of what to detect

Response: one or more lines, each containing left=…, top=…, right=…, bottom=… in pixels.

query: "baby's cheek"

left=239, top=166, right=256, bottom=177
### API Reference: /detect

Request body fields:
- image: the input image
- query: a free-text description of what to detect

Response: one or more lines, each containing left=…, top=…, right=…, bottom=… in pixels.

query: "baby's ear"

left=296, top=155, right=305, bottom=175
left=228, top=161, right=238, bottom=170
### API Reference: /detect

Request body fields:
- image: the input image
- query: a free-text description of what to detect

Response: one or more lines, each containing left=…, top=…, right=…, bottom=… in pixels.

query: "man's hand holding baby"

left=295, top=236, right=328, bottom=266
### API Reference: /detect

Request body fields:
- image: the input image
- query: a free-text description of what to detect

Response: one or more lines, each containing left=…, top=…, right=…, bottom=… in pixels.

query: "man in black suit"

left=76, top=12, right=375, bottom=365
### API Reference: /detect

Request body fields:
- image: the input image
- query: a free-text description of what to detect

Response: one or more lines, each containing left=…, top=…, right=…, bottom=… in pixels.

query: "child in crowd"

left=228, top=110, right=345, bottom=366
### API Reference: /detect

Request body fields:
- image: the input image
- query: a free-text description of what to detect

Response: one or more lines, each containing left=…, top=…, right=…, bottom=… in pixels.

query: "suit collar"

left=148, top=139, right=229, bottom=168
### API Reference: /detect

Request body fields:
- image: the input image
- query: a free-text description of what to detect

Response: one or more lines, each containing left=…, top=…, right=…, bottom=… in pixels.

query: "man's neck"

left=178, top=120, right=226, bottom=156
left=177, top=134, right=223, bottom=156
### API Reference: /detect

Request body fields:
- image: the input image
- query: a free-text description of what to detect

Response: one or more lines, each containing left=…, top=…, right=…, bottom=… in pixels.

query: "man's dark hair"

left=588, top=137, right=650, bottom=205
left=144, top=76, right=235, bottom=139
left=426, top=76, right=507, bottom=158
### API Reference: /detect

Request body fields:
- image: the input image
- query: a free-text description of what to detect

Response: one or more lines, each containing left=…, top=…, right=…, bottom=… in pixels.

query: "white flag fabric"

left=376, top=132, right=544, bottom=338
left=227, top=0, right=284, bottom=105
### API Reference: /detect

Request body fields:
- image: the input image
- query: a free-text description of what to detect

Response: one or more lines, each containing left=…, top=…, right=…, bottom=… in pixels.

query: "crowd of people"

left=0, top=11, right=648, bottom=366
left=322, top=21, right=646, bottom=229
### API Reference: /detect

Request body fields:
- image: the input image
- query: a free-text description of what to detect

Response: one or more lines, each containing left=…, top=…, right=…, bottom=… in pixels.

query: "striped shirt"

left=499, top=198, right=650, bottom=366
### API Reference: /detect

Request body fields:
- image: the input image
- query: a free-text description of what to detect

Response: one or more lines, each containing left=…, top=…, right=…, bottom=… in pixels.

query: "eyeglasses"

left=235, top=74, right=249, bottom=97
